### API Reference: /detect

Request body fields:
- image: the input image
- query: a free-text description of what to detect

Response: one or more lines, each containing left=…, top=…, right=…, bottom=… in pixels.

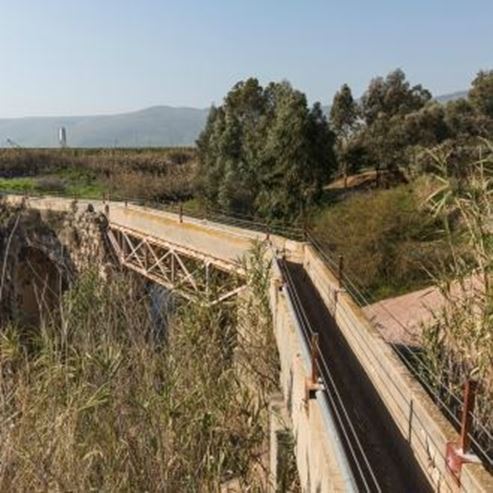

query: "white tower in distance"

left=58, top=127, right=67, bottom=148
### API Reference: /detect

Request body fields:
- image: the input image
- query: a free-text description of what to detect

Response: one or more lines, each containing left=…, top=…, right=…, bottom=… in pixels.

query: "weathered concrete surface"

left=364, top=274, right=484, bottom=347
left=269, top=259, right=350, bottom=493
left=5, top=195, right=303, bottom=266
left=301, top=244, right=493, bottom=492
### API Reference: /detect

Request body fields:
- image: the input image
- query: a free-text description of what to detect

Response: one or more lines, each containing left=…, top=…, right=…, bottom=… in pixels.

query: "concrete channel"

left=282, top=260, right=433, bottom=492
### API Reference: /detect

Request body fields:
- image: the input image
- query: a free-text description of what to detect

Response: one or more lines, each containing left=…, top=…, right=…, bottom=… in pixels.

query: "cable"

left=306, top=229, right=491, bottom=434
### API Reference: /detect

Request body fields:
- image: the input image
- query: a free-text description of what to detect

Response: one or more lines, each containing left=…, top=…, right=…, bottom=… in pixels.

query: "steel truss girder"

left=107, top=223, right=246, bottom=304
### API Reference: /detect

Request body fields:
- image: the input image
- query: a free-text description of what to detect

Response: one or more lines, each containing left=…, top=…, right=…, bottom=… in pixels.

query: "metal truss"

left=107, top=223, right=246, bottom=305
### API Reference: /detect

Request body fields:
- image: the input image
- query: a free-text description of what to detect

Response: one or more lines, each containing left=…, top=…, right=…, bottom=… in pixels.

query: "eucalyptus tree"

left=330, top=84, right=359, bottom=186
left=197, top=78, right=337, bottom=221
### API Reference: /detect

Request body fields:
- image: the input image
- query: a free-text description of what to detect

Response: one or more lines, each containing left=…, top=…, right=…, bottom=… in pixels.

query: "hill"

left=435, top=90, right=468, bottom=103
left=0, top=106, right=209, bottom=148
left=0, top=91, right=468, bottom=148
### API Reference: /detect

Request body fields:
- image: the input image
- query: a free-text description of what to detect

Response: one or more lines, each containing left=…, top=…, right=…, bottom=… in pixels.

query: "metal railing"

left=304, top=227, right=493, bottom=474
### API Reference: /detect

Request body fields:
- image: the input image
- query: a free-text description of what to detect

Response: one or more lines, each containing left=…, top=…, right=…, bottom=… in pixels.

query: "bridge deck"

left=7, top=196, right=281, bottom=265
left=109, top=205, right=257, bottom=265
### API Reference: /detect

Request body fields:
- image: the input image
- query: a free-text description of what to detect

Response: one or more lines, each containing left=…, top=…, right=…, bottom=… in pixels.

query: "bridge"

left=5, top=194, right=493, bottom=492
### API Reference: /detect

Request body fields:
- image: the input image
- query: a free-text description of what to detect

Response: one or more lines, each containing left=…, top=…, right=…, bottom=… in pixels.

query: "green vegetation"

left=0, top=172, right=104, bottom=198
left=328, top=69, right=493, bottom=182
left=196, top=79, right=336, bottom=221
left=420, top=146, right=492, bottom=454
left=0, top=177, right=36, bottom=193
left=0, top=243, right=290, bottom=491
left=193, top=68, right=492, bottom=299
left=312, top=183, right=451, bottom=300
left=0, top=147, right=197, bottom=201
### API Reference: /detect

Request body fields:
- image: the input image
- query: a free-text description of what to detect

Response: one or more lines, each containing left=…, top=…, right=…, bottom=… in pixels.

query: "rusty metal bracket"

left=446, top=380, right=481, bottom=484
left=305, top=333, right=324, bottom=404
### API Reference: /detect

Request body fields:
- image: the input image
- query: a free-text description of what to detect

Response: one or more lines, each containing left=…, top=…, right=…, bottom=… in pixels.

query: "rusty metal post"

left=179, top=204, right=183, bottom=223
left=338, top=254, right=344, bottom=289
left=446, top=379, right=480, bottom=482
left=460, top=379, right=478, bottom=453
left=311, top=333, right=319, bottom=384
left=305, top=332, right=323, bottom=403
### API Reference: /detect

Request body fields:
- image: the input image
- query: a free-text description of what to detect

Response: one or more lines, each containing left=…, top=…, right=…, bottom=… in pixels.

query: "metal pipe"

left=311, top=333, right=320, bottom=384
left=316, top=390, right=359, bottom=493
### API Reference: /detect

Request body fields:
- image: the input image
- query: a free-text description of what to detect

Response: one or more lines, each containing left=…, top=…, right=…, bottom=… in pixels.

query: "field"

left=0, top=147, right=197, bottom=202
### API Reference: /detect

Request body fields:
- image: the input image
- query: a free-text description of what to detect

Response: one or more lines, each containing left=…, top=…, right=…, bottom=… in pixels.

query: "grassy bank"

left=0, top=243, right=298, bottom=491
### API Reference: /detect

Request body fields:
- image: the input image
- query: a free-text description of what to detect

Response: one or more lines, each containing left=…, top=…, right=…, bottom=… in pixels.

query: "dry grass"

left=0, top=148, right=197, bottom=202
left=0, top=242, right=287, bottom=491
left=420, top=141, right=493, bottom=457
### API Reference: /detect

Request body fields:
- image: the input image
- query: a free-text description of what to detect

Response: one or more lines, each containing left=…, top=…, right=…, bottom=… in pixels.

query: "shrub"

left=312, top=184, right=450, bottom=299
left=35, top=175, right=67, bottom=193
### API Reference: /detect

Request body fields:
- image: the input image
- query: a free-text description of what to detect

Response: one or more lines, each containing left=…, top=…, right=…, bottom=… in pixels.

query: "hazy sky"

left=1, top=0, right=492, bottom=117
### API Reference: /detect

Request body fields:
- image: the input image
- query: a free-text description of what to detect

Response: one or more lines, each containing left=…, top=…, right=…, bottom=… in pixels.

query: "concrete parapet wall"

left=4, top=195, right=304, bottom=264
left=302, top=244, right=493, bottom=492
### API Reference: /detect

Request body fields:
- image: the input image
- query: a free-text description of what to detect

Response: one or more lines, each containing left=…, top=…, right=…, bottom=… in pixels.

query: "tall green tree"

left=469, top=70, right=493, bottom=119
left=196, top=79, right=337, bottom=221
left=330, top=84, right=359, bottom=186
left=256, top=84, right=335, bottom=220
left=361, top=68, right=431, bottom=125
left=197, top=79, right=265, bottom=213
left=358, top=69, right=433, bottom=180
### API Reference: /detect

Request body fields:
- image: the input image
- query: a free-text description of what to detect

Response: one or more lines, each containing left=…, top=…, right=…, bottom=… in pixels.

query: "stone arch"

left=14, top=246, right=65, bottom=327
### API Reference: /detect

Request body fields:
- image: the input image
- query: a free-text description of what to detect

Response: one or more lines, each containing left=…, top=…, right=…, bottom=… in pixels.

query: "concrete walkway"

left=5, top=195, right=291, bottom=266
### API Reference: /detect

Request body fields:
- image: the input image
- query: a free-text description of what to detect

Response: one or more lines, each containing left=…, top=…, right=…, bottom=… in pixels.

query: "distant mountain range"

left=0, top=91, right=468, bottom=148
left=435, top=90, right=467, bottom=103
left=0, top=106, right=209, bottom=148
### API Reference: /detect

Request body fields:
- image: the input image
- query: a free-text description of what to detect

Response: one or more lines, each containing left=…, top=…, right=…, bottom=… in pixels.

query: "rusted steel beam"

left=107, top=223, right=246, bottom=305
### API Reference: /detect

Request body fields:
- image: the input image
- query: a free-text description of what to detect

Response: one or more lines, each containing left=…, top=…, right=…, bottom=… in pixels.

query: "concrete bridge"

left=5, top=194, right=492, bottom=492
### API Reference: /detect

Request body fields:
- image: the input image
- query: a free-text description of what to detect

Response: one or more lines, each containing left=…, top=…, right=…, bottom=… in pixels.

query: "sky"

left=1, top=0, right=492, bottom=118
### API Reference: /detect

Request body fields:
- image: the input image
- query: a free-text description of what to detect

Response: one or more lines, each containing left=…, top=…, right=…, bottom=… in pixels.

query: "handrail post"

left=460, top=379, right=478, bottom=454
left=446, top=378, right=480, bottom=483
left=179, top=203, right=183, bottom=223
left=338, top=254, right=344, bottom=289
left=311, top=333, right=319, bottom=384
left=305, top=332, right=323, bottom=403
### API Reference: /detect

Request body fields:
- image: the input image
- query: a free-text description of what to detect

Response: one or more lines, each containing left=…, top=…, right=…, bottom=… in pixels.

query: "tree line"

left=197, top=69, right=493, bottom=221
